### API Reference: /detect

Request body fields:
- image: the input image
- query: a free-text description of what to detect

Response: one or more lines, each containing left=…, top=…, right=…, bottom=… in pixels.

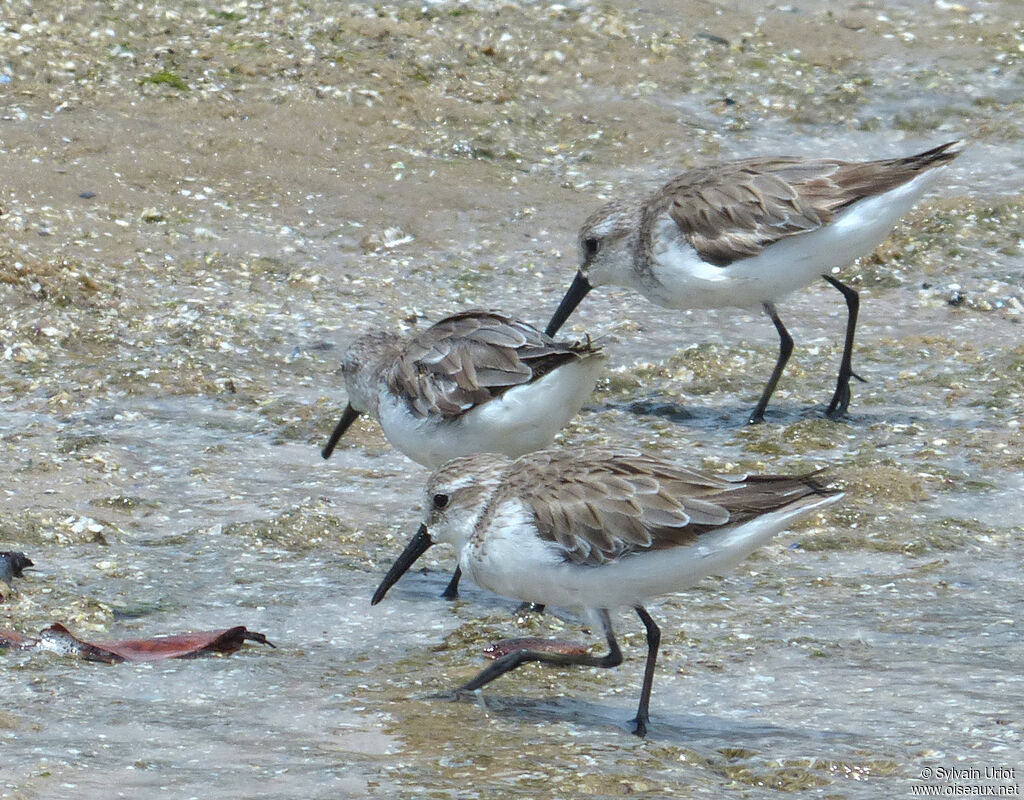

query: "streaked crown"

left=577, top=198, right=644, bottom=289
left=341, top=331, right=403, bottom=417
left=423, top=453, right=513, bottom=547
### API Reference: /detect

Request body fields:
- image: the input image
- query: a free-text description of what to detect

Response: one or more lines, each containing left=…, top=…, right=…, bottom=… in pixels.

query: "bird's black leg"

left=749, top=303, right=794, bottom=425
left=822, top=275, right=867, bottom=419
left=440, top=566, right=462, bottom=600
left=442, top=566, right=541, bottom=610
left=454, top=608, right=622, bottom=692
left=630, top=606, right=661, bottom=737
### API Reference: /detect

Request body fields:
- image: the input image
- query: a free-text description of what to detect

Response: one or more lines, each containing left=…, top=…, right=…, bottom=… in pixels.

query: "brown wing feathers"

left=517, top=450, right=833, bottom=565
left=387, top=310, right=599, bottom=419
left=664, top=141, right=959, bottom=266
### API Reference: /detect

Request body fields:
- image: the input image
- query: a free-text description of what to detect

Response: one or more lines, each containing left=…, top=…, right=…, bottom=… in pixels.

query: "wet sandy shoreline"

left=3, top=1, right=1023, bottom=797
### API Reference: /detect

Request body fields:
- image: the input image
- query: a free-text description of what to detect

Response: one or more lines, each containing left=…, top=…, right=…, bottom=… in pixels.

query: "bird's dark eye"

left=582, top=237, right=600, bottom=258
left=432, top=493, right=450, bottom=509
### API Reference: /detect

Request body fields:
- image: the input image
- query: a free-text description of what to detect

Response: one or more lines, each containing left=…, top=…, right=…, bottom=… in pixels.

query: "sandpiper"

left=371, top=447, right=842, bottom=736
left=545, top=141, right=963, bottom=423
left=322, top=310, right=606, bottom=465
left=323, top=309, right=605, bottom=599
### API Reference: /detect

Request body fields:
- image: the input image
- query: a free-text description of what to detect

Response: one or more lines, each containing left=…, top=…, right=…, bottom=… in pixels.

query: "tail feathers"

left=729, top=469, right=841, bottom=508
left=898, top=139, right=964, bottom=170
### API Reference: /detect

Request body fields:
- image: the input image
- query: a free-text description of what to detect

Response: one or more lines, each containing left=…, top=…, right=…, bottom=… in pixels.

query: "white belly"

left=377, top=354, right=605, bottom=468
left=463, top=492, right=842, bottom=610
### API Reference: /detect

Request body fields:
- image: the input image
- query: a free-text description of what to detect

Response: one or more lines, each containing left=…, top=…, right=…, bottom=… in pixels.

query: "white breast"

left=461, top=497, right=565, bottom=601
left=377, top=354, right=605, bottom=468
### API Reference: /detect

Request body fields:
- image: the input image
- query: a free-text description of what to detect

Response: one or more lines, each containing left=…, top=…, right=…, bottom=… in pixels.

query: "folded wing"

left=388, top=309, right=601, bottom=418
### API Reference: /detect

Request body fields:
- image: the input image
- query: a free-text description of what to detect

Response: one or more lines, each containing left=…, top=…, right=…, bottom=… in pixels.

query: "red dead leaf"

left=482, top=637, right=591, bottom=660
left=0, top=629, right=37, bottom=650
left=0, top=623, right=275, bottom=663
left=90, top=626, right=275, bottom=662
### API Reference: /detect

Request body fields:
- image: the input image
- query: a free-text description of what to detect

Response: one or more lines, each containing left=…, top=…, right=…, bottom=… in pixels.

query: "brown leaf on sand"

left=482, top=637, right=590, bottom=660
left=0, top=623, right=275, bottom=663
left=0, top=629, right=37, bottom=649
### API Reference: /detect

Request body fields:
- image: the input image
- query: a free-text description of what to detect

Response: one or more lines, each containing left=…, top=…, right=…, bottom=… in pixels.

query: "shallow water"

left=2, top=1, right=1023, bottom=797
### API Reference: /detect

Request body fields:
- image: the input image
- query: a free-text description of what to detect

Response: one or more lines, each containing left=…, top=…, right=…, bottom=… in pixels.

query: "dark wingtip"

left=908, top=139, right=965, bottom=169
left=321, top=404, right=360, bottom=459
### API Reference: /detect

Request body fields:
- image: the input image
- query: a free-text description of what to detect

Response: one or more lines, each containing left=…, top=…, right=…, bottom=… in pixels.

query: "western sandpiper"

left=371, top=447, right=842, bottom=736
left=545, top=141, right=963, bottom=423
left=323, top=309, right=605, bottom=599
left=322, top=310, right=606, bottom=466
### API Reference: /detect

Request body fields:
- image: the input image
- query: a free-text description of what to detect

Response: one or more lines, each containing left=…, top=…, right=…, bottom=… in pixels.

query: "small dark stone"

left=79, top=191, right=96, bottom=199
left=695, top=31, right=730, bottom=46
left=948, top=291, right=965, bottom=307
left=0, top=551, right=34, bottom=582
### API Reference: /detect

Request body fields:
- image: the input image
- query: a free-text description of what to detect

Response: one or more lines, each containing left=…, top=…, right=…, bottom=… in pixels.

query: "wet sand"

left=2, top=1, right=1022, bottom=797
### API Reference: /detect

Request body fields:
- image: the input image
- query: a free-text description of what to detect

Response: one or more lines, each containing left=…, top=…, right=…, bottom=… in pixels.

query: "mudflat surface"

left=2, top=2, right=1022, bottom=798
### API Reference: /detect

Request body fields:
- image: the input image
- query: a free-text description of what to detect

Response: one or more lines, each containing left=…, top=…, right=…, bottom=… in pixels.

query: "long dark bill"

left=371, top=524, right=435, bottom=606
left=544, top=271, right=593, bottom=337
left=321, top=403, right=361, bottom=460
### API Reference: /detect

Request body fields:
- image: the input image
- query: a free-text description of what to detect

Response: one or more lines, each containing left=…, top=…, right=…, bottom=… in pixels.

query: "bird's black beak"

left=371, top=524, right=435, bottom=605
left=545, top=271, right=593, bottom=337
left=321, top=403, right=361, bottom=459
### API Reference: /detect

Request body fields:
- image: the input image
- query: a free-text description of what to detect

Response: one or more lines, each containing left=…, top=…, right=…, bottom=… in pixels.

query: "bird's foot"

left=825, top=369, right=866, bottom=419
left=629, top=713, right=650, bottom=738
left=440, top=571, right=461, bottom=600
left=430, top=687, right=468, bottom=702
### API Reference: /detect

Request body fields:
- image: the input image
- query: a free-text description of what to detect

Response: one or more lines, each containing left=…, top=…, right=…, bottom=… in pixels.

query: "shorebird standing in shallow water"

left=322, top=309, right=605, bottom=598
left=371, top=447, right=842, bottom=736
left=545, top=141, right=963, bottom=424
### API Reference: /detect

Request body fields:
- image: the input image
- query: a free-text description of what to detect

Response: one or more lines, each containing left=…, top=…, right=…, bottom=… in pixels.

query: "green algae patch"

left=704, top=750, right=902, bottom=792
left=717, top=761, right=832, bottom=791
left=837, top=464, right=929, bottom=504
left=0, top=252, right=108, bottom=305
left=89, top=495, right=162, bottom=514
left=220, top=503, right=389, bottom=560
left=801, top=508, right=996, bottom=554
left=139, top=70, right=190, bottom=91
left=663, top=343, right=764, bottom=396
left=431, top=610, right=581, bottom=657
left=596, top=369, right=645, bottom=400
left=863, top=195, right=1024, bottom=311
left=901, top=518, right=1002, bottom=555
left=257, top=396, right=328, bottom=443
left=737, top=417, right=855, bottom=457
left=0, top=508, right=115, bottom=547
